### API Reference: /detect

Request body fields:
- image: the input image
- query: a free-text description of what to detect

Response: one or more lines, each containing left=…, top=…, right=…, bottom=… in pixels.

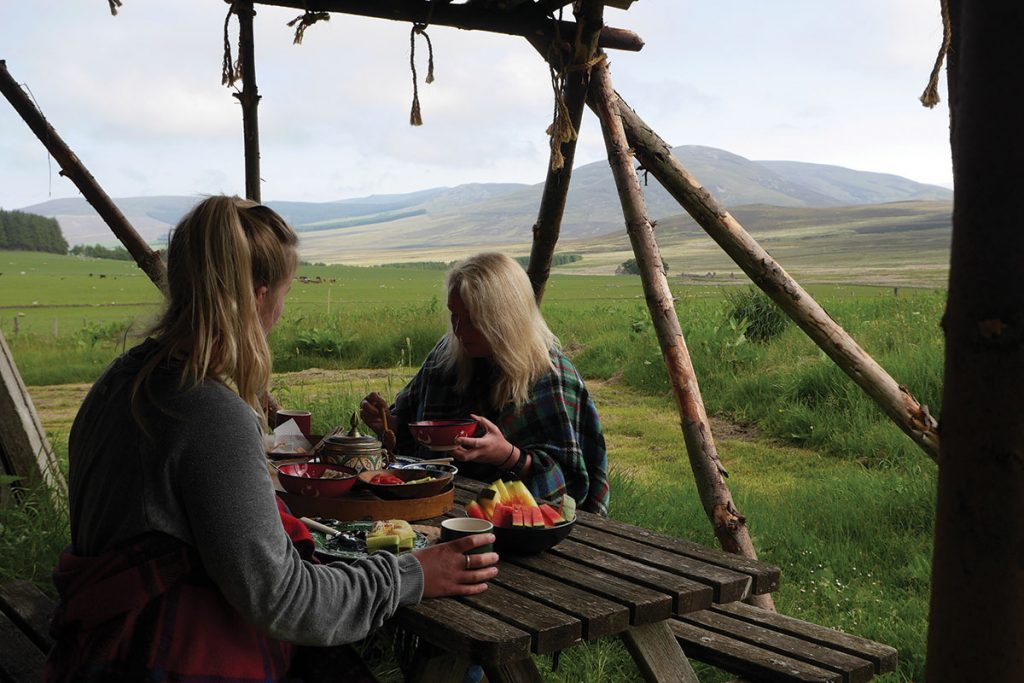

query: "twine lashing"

left=920, top=0, right=951, bottom=108
left=288, top=11, right=330, bottom=45
left=221, top=3, right=242, bottom=87
left=409, top=23, right=435, bottom=126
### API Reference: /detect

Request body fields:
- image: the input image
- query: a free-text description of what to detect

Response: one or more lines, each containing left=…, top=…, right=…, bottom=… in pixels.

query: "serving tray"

left=270, top=459, right=454, bottom=521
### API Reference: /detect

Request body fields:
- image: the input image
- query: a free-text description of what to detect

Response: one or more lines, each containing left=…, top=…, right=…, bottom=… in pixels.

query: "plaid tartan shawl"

left=45, top=498, right=315, bottom=683
left=394, top=343, right=609, bottom=515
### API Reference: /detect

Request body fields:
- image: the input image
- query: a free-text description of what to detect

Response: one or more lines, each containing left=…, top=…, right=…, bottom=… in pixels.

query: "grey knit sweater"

left=67, top=339, right=424, bottom=646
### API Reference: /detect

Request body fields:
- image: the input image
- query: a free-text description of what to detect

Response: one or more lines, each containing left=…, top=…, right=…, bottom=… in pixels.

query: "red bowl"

left=276, top=463, right=358, bottom=497
left=408, top=419, right=477, bottom=451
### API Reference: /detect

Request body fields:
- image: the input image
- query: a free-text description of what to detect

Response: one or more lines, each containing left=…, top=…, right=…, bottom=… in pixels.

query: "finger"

left=446, top=581, right=492, bottom=596
left=470, top=414, right=498, bottom=434
left=448, top=533, right=496, bottom=554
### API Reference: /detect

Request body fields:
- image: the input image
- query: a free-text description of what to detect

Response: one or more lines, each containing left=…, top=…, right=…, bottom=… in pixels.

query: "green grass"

left=3, top=255, right=940, bottom=680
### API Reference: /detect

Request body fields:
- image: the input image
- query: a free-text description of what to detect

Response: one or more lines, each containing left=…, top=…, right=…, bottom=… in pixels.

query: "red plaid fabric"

left=45, top=498, right=315, bottom=682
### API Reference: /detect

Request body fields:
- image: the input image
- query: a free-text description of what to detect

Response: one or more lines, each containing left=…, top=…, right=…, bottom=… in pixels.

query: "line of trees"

left=0, top=209, right=68, bottom=254
left=68, top=244, right=134, bottom=261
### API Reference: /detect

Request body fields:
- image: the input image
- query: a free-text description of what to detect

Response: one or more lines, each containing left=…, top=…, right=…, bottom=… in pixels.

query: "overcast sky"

left=0, top=1, right=951, bottom=211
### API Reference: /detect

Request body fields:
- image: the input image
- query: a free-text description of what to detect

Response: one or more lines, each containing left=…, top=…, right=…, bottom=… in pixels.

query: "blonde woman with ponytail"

left=48, top=196, right=497, bottom=683
left=362, top=252, right=609, bottom=515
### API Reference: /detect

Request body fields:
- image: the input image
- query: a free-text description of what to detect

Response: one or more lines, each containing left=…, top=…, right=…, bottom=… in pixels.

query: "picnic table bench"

left=0, top=579, right=54, bottom=683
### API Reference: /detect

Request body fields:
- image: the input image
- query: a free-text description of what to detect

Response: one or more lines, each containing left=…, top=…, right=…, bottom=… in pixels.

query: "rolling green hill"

left=21, top=146, right=950, bottom=262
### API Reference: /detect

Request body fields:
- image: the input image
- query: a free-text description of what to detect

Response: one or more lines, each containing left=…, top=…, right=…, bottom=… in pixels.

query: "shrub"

left=724, top=287, right=789, bottom=343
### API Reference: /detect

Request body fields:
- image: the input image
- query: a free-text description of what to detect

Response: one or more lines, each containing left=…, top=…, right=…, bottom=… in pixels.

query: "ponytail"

left=133, top=196, right=298, bottom=420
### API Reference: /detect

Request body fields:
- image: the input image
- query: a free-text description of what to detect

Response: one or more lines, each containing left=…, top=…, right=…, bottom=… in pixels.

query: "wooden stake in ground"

left=607, top=92, right=940, bottom=463
left=589, top=53, right=774, bottom=611
left=0, top=329, right=67, bottom=501
left=926, top=1, right=1024, bottom=678
left=526, top=1, right=604, bottom=302
left=0, top=60, right=167, bottom=295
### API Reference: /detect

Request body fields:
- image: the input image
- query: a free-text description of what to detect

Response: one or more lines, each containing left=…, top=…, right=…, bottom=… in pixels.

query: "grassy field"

left=1, top=251, right=941, bottom=681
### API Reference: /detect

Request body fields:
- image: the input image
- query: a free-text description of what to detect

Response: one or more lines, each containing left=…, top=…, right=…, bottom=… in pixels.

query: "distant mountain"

left=20, top=146, right=951, bottom=252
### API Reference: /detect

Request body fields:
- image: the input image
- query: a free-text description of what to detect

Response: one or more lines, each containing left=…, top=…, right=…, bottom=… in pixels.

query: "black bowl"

left=492, top=517, right=575, bottom=556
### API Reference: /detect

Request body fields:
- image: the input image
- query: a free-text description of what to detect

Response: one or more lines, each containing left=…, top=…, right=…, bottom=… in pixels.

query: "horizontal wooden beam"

left=255, top=0, right=644, bottom=51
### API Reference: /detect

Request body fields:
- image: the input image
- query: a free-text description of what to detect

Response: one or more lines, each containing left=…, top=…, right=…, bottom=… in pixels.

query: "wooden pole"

left=0, top=60, right=167, bottom=294
left=0, top=328, right=67, bottom=501
left=234, top=1, right=262, bottom=203
left=589, top=53, right=774, bottom=611
left=525, top=1, right=603, bottom=302
left=926, top=1, right=1024, bottom=678
left=605, top=91, right=940, bottom=463
left=255, top=0, right=643, bottom=52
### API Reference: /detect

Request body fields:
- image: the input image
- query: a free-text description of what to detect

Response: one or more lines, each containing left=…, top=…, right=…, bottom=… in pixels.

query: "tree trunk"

left=234, top=1, right=262, bottom=203
left=589, top=53, right=773, bottom=611
left=525, top=1, right=603, bottom=302
left=926, top=2, right=1024, bottom=678
left=0, top=60, right=167, bottom=294
left=607, top=93, right=940, bottom=462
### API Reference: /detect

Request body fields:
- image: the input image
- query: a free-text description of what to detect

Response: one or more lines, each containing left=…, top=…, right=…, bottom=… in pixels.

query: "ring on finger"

left=464, top=554, right=472, bottom=570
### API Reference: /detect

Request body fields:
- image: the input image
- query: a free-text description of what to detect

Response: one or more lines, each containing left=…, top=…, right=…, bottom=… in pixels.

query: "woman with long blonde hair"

left=47, top=196, right=497, bottom=683
left=362, top=252, right=609, bottom=515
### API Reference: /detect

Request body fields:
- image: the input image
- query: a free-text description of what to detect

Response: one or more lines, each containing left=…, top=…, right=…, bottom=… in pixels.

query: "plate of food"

left=306, top=518, right=434, bottom=562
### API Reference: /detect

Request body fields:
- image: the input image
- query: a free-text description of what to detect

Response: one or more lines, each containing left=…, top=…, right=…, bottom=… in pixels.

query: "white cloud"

left=0, top=0, right=952, bottom=209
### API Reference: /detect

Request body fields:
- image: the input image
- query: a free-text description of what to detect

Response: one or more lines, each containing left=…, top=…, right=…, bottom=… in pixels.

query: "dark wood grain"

left=551, top=538, right=713, bottom=615
left=621, top=620, right=701, bottom=683
left=459, top=583, right=581, bottom=654
left=575, top=509, right=781, bottom=594
left=671, top=619, right=843, bottom=682
left=569, top=523, right=752, bottom=603
left=0, top=580, right=55, bottom=652
left=711, top=603, right=898, bottom=675
left=490, top=562, right=629, bottom=640
left=508, top=552, right=672, bottom=625
left=398, top=596, right=531, bottom=664
left=681, top=611, right=875, bottom=683
left=0, top=609, right=47, bottom=683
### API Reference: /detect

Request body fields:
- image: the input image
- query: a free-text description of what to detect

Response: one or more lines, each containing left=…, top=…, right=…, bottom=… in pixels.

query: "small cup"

left=275, top=409, right=312, bottom=437
left=440, top=517, right=494, bottom=555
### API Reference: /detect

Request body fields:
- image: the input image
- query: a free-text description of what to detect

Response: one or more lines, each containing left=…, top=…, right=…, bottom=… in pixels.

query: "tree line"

left=0, top=209, right=68, bottom=254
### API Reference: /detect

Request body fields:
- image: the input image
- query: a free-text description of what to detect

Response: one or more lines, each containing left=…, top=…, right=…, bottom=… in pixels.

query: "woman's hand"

left=412, top=534, right=499, bottom=598
left=452, top=414, right=515, bottom=468
left=359, top=392, right=390, bottom=436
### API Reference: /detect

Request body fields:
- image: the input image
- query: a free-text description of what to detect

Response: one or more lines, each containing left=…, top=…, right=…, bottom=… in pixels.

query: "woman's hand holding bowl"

left=452, top=414, right=516, bottom=467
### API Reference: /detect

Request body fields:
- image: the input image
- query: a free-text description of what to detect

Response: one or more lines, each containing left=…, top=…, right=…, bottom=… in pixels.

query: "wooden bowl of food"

left=358, top=468, right=453, bottom=500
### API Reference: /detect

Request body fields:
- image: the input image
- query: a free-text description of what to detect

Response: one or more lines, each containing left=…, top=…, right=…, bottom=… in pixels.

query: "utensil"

left=300, top=516, right=341, bottom=537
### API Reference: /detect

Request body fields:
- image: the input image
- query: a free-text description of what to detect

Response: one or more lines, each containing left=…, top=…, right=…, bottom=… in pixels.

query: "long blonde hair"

left=440, top=252, right=557, bottom=408
left=134, top=196, right=298, bottom=418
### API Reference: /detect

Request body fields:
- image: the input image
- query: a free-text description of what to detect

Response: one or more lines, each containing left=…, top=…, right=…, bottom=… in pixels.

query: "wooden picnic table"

left=392, top=476, right=782, bottom=683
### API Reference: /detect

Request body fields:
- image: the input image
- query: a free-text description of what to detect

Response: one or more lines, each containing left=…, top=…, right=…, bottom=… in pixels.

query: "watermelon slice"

left=491, top=479, right=511, bottom=505
left=466, top=501, right=487, bottom=520
left=506, top=480, right=538, bottom=508
left=491, top=503, right=513, bottom=529
left=511, top=504, right=525, bottom=528
left=538, top=503, right=563, bottom=527
left=529, top=505, right=546, bottom=528
left=558, top=494, right=577, bottom=522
